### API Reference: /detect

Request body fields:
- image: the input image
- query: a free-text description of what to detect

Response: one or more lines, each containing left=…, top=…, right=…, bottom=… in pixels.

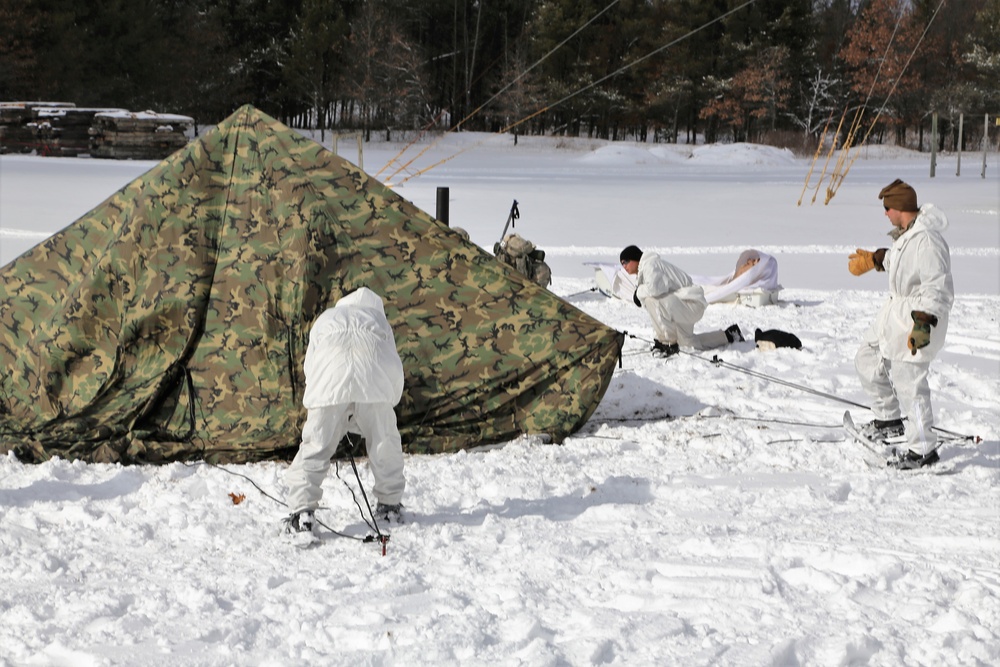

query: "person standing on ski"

left=848, top=179, right=954, bottom=469
left=619, top=245, right=743, bottom=357
left=283, top=287, right=406, bottom=535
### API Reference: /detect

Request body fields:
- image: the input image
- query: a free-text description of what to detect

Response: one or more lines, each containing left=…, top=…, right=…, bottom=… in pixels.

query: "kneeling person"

left=620, top=245, right=743, bottom=357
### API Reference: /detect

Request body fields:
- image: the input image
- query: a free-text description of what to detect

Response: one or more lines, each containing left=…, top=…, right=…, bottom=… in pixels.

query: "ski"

left=843, top=411, right=956, bottom=474
left=842, top=411, right=890, bottom=464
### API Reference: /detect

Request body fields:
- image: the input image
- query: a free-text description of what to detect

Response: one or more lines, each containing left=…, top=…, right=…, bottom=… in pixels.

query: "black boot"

left=860, top=418, right=905, bottom=443
left=725, top=324, right=744, bottom=343
left=652, top=340, right=680, bottom=358
left=887, top=448, right=939, bottom=470
left=282, top=510, right=315, bottom=534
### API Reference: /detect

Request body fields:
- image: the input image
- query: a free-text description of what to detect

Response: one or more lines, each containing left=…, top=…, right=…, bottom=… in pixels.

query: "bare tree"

left=790, top=66, right=841, bottom=137
left=343, top=1, right=430, bottom=139
left=489, top=43, right=544, bottom=141
left=282, top=0, right=349, bottom=140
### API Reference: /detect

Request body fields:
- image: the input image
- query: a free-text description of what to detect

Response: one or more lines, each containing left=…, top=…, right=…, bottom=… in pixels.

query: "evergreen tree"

left=282, top=0, right=350, bottom=138
left=2, top=0, right=991, bottom=146
left=0, top=0, right=42, bottom=100
left=961, top=0, right=1000, bottom=113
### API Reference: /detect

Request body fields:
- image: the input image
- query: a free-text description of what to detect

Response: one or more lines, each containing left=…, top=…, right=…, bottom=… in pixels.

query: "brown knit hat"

left=878, top=179, right=918, bottom=212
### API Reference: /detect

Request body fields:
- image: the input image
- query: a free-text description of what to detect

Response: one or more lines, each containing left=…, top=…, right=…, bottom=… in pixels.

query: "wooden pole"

left=956, top=113, right=963, bottom=176
left=929, top=111, right=937, bottom=177
left=982, top=114, right=990, bottom=179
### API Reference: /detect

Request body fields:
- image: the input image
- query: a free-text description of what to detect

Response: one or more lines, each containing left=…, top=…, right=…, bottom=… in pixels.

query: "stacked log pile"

left=1, top=103, right=192, bottom=159
left=89, top=110, right=193, bottom=159
left=0, top=102, right=76, bottom=154
left=33, top=107, right=126, bottom=156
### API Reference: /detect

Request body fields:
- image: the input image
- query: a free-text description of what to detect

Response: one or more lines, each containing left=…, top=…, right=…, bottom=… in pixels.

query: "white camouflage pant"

left=855, top=335, right=936, bottom=454
left=643, top=293, right=728, bottom=350
left=284, top=402, right=405, bottom=515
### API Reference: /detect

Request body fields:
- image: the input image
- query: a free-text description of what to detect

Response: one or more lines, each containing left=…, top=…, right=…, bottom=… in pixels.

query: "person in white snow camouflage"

left=283, top=287, right=406, bottom=535
left=620, top=245, right=743, bottom=358
left=849, top=179, right=954, bottom=469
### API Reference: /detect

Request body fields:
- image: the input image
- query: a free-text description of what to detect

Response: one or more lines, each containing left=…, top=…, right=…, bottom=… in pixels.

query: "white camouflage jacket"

left=302, top=287, right=405, bottom=409
left=875, top=203, right=954, bottom=362
left=635, top=252, right=708, bottom=327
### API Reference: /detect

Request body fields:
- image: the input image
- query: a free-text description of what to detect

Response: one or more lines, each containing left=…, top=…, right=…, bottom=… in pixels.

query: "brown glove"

left=848, top=249, right=874, bottom=275
left=848, top=248, right=887, bottom=275
left=908, top=310, right=938, bottom=355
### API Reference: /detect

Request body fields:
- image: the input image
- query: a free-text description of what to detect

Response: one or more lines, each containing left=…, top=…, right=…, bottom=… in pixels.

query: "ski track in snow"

left=1, top=140, right=998, bottom=666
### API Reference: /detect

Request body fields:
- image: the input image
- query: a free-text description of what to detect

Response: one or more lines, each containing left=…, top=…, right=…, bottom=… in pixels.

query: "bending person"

left=283, top=287, right=407, bottom=536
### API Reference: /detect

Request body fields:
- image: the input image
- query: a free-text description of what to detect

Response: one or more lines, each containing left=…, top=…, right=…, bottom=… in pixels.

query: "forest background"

left=1, top=0, right=998, bottom=153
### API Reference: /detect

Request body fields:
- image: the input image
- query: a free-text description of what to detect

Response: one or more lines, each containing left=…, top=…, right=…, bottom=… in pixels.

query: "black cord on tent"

left=340, top=433, right=391, bottom=555
left=175, top=348, right=390, bottom=551
left=185, top=436, right=392, bottom=553
left=697, top=350, right=870, bottom=410
left=183, top=461, right=370, bottom=542
left=619, top=329, right=864, bottom=408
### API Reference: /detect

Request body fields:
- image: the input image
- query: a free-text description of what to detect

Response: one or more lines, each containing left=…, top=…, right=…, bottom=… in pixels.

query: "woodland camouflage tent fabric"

left=0, top=105, right=623, bottom=464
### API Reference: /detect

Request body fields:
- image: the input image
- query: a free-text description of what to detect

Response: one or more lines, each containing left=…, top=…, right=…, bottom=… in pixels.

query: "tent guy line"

left=378, top=0, right=625, bottom=183
left=391, top=0, right=762, bottom=185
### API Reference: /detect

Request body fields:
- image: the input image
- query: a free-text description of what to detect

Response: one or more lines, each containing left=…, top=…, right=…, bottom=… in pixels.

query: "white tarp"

left=690, top=250, right=780, bottom=304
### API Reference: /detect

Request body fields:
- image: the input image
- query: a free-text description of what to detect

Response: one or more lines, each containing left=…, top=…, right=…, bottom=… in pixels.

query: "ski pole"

left=498, top=199, right=519, bottom=242
left=622, top=332, right=982, bottom=443
left=702, top=352, right=980, bottom=442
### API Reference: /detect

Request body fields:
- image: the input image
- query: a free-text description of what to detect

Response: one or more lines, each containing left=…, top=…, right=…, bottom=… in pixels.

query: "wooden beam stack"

left=89, top=110, right=194, bottom=160
left=0, top=102, right=76, bottom=154
left=1, top=102, right=193, bottom=159
left=34, top=107, right=127, bottom=156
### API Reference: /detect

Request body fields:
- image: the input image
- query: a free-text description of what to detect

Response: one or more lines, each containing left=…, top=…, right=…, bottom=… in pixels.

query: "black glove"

left=872, top=248, right=887, bottom=271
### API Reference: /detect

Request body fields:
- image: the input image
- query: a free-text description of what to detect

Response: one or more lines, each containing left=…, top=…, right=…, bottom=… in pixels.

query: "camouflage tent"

left=0, top=105, right=623, bottom=464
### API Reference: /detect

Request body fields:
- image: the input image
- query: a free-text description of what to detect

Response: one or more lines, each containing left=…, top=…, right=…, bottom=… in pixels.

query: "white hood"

left=302, top=287, right=405, bottom=408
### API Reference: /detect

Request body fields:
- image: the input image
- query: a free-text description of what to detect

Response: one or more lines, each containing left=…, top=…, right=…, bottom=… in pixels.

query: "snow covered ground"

left=1, top=132, right=998, bottom=666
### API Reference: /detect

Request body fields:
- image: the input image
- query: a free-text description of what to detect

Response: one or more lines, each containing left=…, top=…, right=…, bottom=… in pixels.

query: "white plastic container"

left=738, top=287, right=781, bottom=307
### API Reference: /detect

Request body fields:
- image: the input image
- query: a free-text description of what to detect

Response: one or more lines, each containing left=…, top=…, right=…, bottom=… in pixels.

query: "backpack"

left=493, top=233, right=552, bottom=288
